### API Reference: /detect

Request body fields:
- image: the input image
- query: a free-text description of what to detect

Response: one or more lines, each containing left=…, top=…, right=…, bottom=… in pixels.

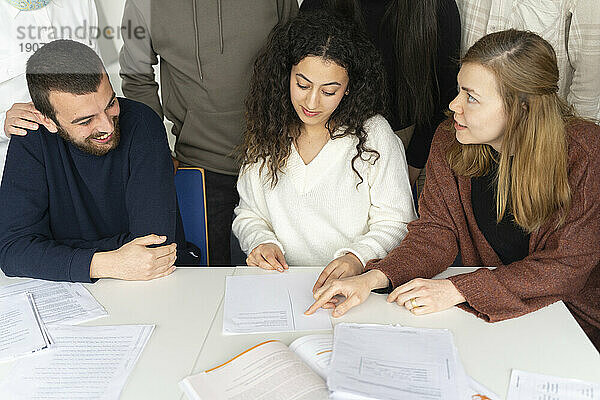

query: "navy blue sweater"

left=0, top=98, right=185, bottom=282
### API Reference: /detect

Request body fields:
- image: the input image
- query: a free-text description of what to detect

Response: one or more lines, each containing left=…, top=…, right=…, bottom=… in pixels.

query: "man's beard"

left=57, top=116, right=121, bottom=156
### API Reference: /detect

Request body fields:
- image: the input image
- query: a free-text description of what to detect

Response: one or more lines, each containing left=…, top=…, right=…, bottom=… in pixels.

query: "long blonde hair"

left=447, top=29, right=573, bottom=233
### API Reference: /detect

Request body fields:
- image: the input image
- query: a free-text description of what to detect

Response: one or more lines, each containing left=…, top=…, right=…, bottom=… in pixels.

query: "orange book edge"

left=205, top=340, right=279, bottom=373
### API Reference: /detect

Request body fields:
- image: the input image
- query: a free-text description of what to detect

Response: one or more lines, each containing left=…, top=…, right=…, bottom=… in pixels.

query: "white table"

left=0, top=267, right=234, bottom=400
left=1, top=266, right=599, bottom=399
left=186, top=267, right=600, bottom=399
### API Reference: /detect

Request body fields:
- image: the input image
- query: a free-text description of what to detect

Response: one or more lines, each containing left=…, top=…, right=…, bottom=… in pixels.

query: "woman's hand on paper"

left=312, top=253, right=364, bottom=293
left=386, top=278, right=465, bottom=315
left=247, top=243, right=288, bottom=272
left=305, top=269, right=389, bottom=317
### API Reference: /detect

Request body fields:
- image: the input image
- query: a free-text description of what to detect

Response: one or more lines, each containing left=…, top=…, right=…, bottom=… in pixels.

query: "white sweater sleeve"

left=334, top=116, right=418, bottom=266
left=232, top=163, right=285, bottom=256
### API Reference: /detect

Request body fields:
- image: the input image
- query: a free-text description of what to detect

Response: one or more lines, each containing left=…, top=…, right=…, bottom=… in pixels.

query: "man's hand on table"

left=90, top=234, right=177, bottom=280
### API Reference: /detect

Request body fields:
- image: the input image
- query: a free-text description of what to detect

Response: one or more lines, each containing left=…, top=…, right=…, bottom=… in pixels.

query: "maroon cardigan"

left=366, top=119, right=600, bottom=348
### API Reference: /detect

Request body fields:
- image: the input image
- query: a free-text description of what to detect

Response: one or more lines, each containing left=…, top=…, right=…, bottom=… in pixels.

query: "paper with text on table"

left=0, top=280, right=106, bottom=325
left=0, top=292, right=52, bottom=362
left=223, top=270, right=331, bottom=334
left=507, top=369, right=599, bottom=400
left=328, top=323, right=466, bottom=400
left=0, top=324, right=154, bottom=400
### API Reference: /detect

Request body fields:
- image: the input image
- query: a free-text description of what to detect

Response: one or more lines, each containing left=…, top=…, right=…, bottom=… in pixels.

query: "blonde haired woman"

left=307, top=29, right=600, bottom=350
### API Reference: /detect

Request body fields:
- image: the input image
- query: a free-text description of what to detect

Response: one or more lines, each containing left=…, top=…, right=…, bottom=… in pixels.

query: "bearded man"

left=0, top=39, right=188, bottom=282
left=0, top=0, right=99, bottom=176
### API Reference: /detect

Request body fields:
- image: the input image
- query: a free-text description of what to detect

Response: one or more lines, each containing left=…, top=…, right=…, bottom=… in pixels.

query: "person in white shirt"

left=233, top=11, right=417, bottom=291
left=0, top=0, right=98, bottom=175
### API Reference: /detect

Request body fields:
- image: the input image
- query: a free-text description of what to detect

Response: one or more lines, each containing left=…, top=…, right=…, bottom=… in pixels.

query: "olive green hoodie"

left=120, top=0, right=297, bottom=175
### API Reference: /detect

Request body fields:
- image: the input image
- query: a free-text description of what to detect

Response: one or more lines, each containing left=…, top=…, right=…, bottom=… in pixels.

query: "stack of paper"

left=0, top=279, right=153, bottom=399
left=326, top=324, right=500, bottom=400
left=223, top=271, right=331, bottom=334
left=0, top=280, right=107, bottom=325
left=0, top=292, right=52, bottom=362
left=0, top=324, right=154, bottom=399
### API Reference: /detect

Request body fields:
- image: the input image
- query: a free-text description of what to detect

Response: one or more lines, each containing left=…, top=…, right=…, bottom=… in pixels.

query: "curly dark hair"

left=241, top=10, right=388, bottom=187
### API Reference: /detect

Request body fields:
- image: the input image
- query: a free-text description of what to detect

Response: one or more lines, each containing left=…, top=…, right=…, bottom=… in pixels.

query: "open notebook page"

left=180, top=340, right=329, bottom=400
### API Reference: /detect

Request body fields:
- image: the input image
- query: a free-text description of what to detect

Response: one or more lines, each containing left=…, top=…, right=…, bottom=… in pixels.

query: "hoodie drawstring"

left=218, top=0, right=224, bottom=54
left=192, top=0, right=225, bottom=80
left=192, top=0, right=203, bottom=80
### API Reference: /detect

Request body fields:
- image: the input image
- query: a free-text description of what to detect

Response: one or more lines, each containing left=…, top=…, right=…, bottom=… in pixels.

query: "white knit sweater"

left=232, top=115, right=417, bottom=266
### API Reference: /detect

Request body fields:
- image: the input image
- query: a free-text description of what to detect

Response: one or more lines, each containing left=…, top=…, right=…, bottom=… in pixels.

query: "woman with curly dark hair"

left=232, top=12, right=416, bottom=288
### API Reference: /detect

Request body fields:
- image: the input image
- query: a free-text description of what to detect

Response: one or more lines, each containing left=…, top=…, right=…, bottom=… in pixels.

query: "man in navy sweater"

left=0, top=40, right=186, bottom=283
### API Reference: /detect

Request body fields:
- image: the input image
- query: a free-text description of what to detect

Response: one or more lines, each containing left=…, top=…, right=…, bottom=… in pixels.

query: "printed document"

left=328, top=323, right=465, bottom=400
left=289, top=334, right=496, bottom=400
left=0, top=280, right=106, bottom=325
left=507, top=369, right=599, bottom=400
left=0, top=292, right=52, bottom=362
left=223, top=271, right=331, bottom=334
left=0, top=324, right=154, bottom=400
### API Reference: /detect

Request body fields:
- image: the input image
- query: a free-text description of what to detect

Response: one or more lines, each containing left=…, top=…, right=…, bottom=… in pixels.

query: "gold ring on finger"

left=410, top=297, right=418, bottom=309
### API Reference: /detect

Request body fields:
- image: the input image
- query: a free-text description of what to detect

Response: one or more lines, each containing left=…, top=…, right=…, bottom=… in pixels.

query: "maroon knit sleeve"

left=365, top=121, right=460, bottom=288
left=448, top=123, right=600, bottom=322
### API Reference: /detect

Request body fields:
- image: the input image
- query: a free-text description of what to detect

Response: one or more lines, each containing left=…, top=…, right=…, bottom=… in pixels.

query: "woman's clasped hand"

left=386, top=278, right=466, bottom=315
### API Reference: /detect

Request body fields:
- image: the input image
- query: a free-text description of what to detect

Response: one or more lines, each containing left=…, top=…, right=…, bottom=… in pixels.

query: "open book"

left=180, top=329, right=499, bottom=400
left=179, top=334, right=333, bottom=400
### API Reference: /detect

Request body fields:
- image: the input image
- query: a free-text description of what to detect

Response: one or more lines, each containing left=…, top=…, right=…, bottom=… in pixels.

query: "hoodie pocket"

left=175, top=109, right=244, bottom=173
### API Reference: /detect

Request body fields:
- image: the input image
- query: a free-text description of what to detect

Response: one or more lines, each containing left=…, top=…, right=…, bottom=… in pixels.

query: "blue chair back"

left=175, top=168, right=209, bottom=265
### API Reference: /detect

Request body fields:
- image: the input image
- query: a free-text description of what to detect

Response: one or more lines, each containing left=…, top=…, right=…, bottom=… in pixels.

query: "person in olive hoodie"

left=119, top=0, right=298, bottom=264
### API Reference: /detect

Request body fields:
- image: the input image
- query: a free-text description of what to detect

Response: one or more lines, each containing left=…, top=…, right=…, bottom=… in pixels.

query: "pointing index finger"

left=305, top=286, right=338, bottom=315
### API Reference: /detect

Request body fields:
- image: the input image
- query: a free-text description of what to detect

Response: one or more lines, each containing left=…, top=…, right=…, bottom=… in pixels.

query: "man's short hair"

left=26, top=40, right=105, bottom=124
